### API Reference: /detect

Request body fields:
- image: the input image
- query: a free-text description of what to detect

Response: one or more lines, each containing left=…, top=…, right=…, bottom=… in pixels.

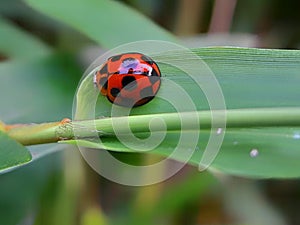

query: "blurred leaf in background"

left=0, top=2, right=83, bottom=225
left=24, top=0, right=178, bottom=48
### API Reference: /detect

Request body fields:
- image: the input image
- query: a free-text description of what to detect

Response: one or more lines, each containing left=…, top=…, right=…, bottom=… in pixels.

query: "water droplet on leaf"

left=293, top=133, right=300, bottom=140
left=216, top=128, right=222, bottom=135
left=250, top=149, right=259, bottom=158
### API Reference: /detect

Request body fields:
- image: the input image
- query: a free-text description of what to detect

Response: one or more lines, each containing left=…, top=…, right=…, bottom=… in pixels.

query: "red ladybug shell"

left=94, top=53, right=161, bottom=107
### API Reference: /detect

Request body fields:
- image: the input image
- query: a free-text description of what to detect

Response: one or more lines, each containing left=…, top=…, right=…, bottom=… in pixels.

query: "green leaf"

left=75, top=47, right=300, bottom=118
left=64, top=127, right=300, bottom=178
left=1, top=45, right=67, bottom=211
left=24, top=0, right=177, bottom=48
left=0, top=54, right=80, bottom=172
left=0, top=54, right=81, bottom=123
left=0, top=17, right=51, bottom=59
left=0, top=130, right=32, bottom=172
left=69, top=47, right=300, bottom=178
left=0, top=151, right=63, bottom=225
left=210, top=127, right=300, bottom=178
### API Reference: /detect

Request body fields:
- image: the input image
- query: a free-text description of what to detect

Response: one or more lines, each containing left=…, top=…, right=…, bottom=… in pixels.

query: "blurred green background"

left=0, top=0, right=300, bottom=224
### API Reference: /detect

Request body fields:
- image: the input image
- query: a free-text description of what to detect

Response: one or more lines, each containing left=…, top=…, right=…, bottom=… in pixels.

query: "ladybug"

left=94, top=52, right=161, bottom=107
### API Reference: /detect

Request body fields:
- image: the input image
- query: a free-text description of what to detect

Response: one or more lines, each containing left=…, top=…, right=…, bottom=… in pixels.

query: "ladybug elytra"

left=94, top=52, right=161, bottom=107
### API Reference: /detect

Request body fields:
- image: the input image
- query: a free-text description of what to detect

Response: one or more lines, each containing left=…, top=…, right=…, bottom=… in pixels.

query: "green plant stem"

left=5, top=108, right=300, bottom=146
left=5, top=121, right=72, bottom=146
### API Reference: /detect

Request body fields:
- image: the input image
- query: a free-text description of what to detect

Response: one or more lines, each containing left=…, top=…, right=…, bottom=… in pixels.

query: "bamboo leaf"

left=0, top=17, right=51, bottom=59
left=69, top=47, right=300, bottom=178
left=0, top=131, right=32, bottom=172
left=24, top=0, right=177, bottom=48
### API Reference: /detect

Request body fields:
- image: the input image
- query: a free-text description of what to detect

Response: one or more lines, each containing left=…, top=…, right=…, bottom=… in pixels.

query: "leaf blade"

left=24, top=0, right=177, bottom=48
left=0, top=131, right=32, bottom=172
left=0, top=17, right=52, bottom=59
left=70, top=47, right=300, bottom=178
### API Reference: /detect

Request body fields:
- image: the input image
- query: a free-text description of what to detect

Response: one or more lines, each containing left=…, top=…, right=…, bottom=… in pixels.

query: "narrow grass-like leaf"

left=24, top=0, right=177, bottom=48
left=69, top=47, right=300, bottom=178
left=0, top=54, right=81, bottom=123
left=64, top=126, right=300, bottom=178
left=0, top=17, right=51, bottom=59
left=0, top=131, right=32, bottom=172
left=0, top=55, right=81, bottom=173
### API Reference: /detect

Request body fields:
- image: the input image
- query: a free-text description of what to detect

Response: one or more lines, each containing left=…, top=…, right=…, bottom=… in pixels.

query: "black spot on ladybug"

left=110, top=88, right=120, bottom=97
left=141, top=55, right=153, bottom=63
left=99, top=77, right=108, bottom=89
left=110, top=54, right=122, bottom=62
left=141, top=72, right=149, bottom=76
left=148, top=76, right=160, bottom=84
left=123, top=57, right=135, bottom=63
left=140, top=86, right=154, bottom=98
left=100, top=63, right=108, bottom=74
left=151, top=69, right=159, bottom=77
left=122, top=76, right=137, bottom=90
left=133, top=96, right=155, bottom=107
left=128, top=68, right=134, bottom=74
